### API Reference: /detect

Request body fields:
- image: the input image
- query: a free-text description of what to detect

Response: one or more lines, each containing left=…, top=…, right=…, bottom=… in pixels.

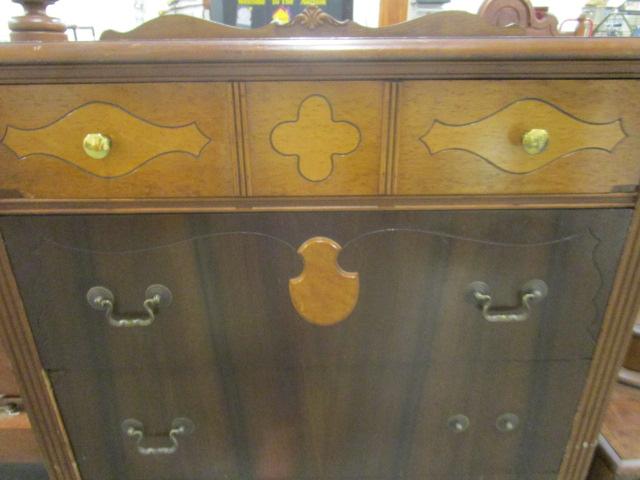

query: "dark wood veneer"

left=0, top=209, right=631, bottom=479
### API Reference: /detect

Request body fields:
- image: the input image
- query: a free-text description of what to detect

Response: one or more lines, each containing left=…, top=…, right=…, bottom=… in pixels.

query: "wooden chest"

left=1, top=5, right=640, bottom=480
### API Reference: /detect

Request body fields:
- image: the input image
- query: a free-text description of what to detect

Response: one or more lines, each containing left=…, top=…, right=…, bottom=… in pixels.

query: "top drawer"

left=394, top=80, right=640, bottom=195
left=1, top=80, right=638, bottom=199
left=0, top=83, right=238, bottom=199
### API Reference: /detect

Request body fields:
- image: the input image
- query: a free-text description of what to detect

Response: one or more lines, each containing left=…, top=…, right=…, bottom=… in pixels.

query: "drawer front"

left=0, top=209, right=631, bottom=479
left=50, top=361, right=585, bottom=480
left=0, top=83, right=238, bottom=198
left=2, top=210, right=628, bottom=371
left=395, top=80, right=640, bottom=195
left=243, top=81, right=388, bottom=196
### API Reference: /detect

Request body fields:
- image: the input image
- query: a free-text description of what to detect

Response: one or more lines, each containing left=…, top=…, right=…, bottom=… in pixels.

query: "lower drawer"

left=51, top=360, right=587, bottom=480
left=0, top=209, right=632, bottom=479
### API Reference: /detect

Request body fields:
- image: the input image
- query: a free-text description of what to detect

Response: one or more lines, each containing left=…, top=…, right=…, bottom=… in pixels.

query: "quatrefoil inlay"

left=270, top=95, right=361, bottom=182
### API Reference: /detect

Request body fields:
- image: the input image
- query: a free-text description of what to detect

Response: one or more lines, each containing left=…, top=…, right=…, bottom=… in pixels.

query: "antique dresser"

left=2, top=1, right=640, bottom=479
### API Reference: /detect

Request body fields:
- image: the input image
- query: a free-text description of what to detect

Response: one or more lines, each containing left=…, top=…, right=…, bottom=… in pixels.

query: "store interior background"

left=0, top=0, right=630, bottom=41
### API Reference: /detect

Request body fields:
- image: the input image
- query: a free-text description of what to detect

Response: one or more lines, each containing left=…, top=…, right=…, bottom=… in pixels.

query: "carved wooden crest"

left=100, top=5, right=524, bottom=40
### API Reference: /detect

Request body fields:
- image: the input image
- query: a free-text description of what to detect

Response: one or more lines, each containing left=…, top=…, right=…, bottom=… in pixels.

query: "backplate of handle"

left=466, top=279, right=548, bottom=323
left=122, top=417, right=194, bottom=456
left=86, top=284, right=172, bottom=327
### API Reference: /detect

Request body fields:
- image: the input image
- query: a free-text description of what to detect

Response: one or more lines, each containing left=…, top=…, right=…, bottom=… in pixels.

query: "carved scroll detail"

left=1, top=102, right=210, bottom=178
left=421, top=99, right=627, bottom=174
left=289, top=237, right=359, bottom=326
left=271, top=95, right=360, bottom=182
left=288, top=5, right=349, bottom=30
left=478, top=0, right=561, bottom=36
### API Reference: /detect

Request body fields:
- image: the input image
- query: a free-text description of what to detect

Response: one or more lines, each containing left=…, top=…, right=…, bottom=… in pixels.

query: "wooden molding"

left=558, top=196, right=640, bottom=479
left=100, top=8, right=523, bottom=40
left=289, top=237, right=359, bottom=326
left=0, top=193, right=635, bottom=215
left=0, top=235, right=80, bottom=479
left=478, top=0, right=561, bottom=36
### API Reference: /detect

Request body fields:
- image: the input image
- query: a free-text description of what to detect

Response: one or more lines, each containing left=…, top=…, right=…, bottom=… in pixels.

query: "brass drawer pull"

left=82, top=132, right=112, bottom=160
left=86, top=284, right=172, bottom=328
left=122, top=418, right=194, bottom=456
left=467, top=279, right=548, bottom=323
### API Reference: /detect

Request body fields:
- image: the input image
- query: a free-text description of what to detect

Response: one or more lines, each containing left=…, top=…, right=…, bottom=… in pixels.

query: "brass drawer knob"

left=82, top=132, right=112, bottom=159
left=522, top=128, right=549, bottom=155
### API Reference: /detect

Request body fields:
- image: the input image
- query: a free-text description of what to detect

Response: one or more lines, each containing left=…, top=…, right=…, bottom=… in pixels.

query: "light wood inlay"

left=421, top=98, right=626, bottom=174
left=289, top=237, right=359, bottom=326
left=396, top=80, right=640, bottom=194
left=244, top=82, right=387, bottom=196
left=0, top=83, right=239, bottom=198
left=270, top=95, right=360, bottom=182
left=2, top=101, right=210, bottom=178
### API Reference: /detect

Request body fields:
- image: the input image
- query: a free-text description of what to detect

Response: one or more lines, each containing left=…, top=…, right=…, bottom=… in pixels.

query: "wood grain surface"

left=599, top=384, right=640, bottom=476
left=395, top=80, right=640, bottom=195
left=289, top=237, right=359, bottom=326
left=0, top=83, right=238, bottom=198
left=2, top=102, right=210, bottom=178
left=0, top=209, right=631, bottom=479
left=0, top=413, right=41, bottom=463
left=243, top=82, right=388, bottom=196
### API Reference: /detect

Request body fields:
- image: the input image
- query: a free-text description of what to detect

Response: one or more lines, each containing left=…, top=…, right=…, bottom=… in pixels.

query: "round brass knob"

left=83, top=133, right=111, bottom=160
left=522, top=129, right=549, bottom=155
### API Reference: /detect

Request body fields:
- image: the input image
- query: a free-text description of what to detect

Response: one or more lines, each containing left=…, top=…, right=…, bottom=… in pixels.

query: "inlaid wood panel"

left=289, top=237, right=359, bottom=326
left=0, top=84, right=238, bottom=198
left=243, top=82, right=388, bottom=196
left=395, top=80, right=640, bottom=195
left=0, top=210, right=629, bottom=372
left=0, top=210, right=631, bottom=479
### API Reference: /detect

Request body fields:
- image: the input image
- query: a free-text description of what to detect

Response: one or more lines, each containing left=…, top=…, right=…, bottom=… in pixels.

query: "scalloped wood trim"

left=478, top=0, right=561, bottom=36
left=100, top=7, right=523, bottom=40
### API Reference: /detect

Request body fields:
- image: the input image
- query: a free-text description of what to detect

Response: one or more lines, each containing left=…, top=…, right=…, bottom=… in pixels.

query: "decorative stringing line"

left=420, top=97, right=627, bottom=175
left=269, top=94, right=361, bottom=183
left=1, top=100, right=212, bottom=179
